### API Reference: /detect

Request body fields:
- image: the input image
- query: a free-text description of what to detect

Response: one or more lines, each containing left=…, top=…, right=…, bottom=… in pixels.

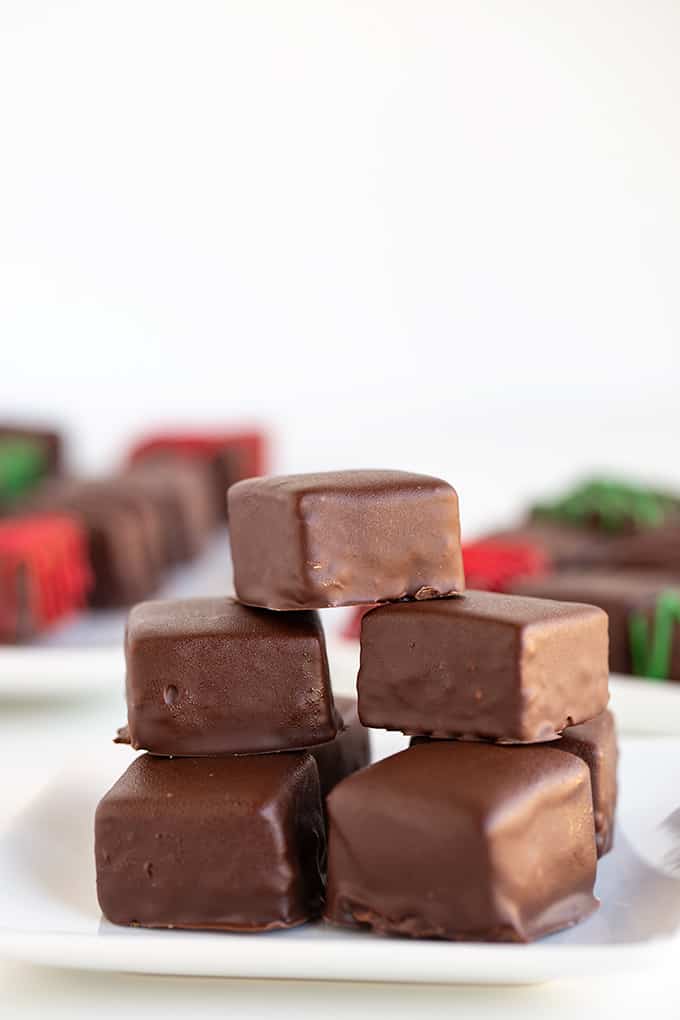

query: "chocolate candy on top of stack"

left=96, top=468, right=616, bottom=944
left=228, top=470, right=464, bottom=609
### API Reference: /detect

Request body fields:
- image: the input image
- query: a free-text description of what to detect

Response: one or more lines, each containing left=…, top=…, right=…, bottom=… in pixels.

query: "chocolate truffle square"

left=552, top=709, right=619, bottom=857
left=358, top=590, right=609, bottom=742
left=95, top=753, right=325, bottom=932
left=308, top=696, right=370, bottom=799
left=228, top=470, right=464, bottom=610
left=324, top=741, right=598, bottom=942
left=125, top=597, right=339, bottom=755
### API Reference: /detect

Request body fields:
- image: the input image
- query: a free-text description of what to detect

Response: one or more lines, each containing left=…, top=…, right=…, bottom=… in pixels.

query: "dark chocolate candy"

left=124, top=597, right=340, bottom=755
left=228, top=470, right=465, bottom=611
left=95, top=752, right=325, bottom=932
left=509, top=571, right=680, bottom=678
left=358, top=590, right=609, bottom=742
left=550, top=709, right=618, bottom=856
left=114, top=697, right=369, bottom=800
left=411, top=708, right=619, bottom=858
left=324, top=740, right=598, bottom=942
left=309, top=696, right=370, bottom=798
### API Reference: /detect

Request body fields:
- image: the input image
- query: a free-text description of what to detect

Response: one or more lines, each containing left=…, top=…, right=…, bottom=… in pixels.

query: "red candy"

left=128, top=431, right=268, bottom=480
left=0, top=515, right=92, bottom=641
left=462, top=539, right=549, bottom=593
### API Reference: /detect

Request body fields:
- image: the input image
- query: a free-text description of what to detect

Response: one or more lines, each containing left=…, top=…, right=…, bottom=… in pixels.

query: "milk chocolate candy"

left=411, top=708, right=619, bottom=858
left=509, top=571, right=680, bottom=678
left=115, top=696, right=368, bottom=798
left=124, top=597, right=340, bottom=755
left=551, top=709, right=618, bottom=856
left=309, top=696, right=370, bottom=799
left=95, top=752, right=325, bottom=932
left=324, top=741, right=598, bottom=941
left=358, top=590, right=609, bottom=742
left=228, top=470, right=464, bottom=611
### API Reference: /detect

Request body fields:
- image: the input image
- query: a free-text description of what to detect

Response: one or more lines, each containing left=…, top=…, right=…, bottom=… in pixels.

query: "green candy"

left=0, top=438, right=47, bottom=506
left=629, top=590, right=680, bottom=681
left=533, top=478, right=680, bottom=533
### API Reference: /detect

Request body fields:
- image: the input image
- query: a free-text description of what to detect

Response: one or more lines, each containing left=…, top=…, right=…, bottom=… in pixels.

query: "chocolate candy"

left=114, top=696, right=368, bottom=799
left=128, top=430, right=269, bottom=520
left=0, top=514, right=91, bottom=641
left=25, top=479, right=165, bottom=606
left=549, top=709, right=618, bottom=857
left=358, top=590, right=609, bottom=742
left=309, top=696, right=370, bottom=799
left=0, top=439, right=47, bottom=510
left=486, top=521, right=611, bottom=570
left=509, top=571, right=680, bottom=679
left=122, top=460, right=217, bottom=564
left=124, top=597, right=340, bottom=755
left=411, top=708, right=619, bottom=858
left=95, top=752, right=325, bottom=932
left=0, top=424, right=62, bottom=476
left=324, top=740, right=598, bottom=941
left=532, top=477, right=680, bottom=534
left=528, top=478, right=680, bottom=572
left=228, top=470, right=464, bottom=611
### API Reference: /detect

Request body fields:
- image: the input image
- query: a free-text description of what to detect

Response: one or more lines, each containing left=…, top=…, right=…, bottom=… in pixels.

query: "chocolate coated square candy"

left=550, top=709, right=618, bottom=857
left=509, top=571, right=680, bottom=680
left=324, top=740, right=598, bottom=941
left=228, top=470, right=465, bottom=610
left=309, top=696, right=370, bottom=799
left=358, top=590, right=609, bottom=742
left=125, top=597, right=340, bottom=755
left=95, top=752, right=325, bottom=932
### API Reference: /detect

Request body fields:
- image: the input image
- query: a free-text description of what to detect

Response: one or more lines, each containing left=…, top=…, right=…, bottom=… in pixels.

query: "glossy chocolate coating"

left=411, top=708, right=619, bottom=858
left=549, top=709, right=618, bottom=856
left=124, top=597, right=340, bottom=755
left=324, top=741, right=598, bottom=941
left=228, top=470, right=464, bottom=610
left=95, top=752, right=325, bottom=932
left=358, top=590, right=609, bottom=742
left=509, top=571, right=680, bottom=676
left=114, top=696, right=369, bottom=800
left=309, top=696, right=370, bottom=799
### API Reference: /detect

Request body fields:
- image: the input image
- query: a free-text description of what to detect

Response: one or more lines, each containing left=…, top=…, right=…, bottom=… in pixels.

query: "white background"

left=1, top=0, right=679, bottom=538
left=1, top=3, right=680, bottom=1015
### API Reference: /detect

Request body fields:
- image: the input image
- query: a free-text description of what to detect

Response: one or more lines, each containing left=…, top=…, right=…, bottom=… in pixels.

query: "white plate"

left=0, top=734, right=679, bottom=984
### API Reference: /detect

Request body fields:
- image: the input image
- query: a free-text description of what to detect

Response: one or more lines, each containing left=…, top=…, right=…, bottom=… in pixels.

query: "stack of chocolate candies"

left=96, top=470, right=616, bottom=942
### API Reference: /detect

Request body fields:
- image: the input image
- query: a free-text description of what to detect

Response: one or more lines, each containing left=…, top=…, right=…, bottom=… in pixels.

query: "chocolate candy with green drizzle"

left=532, top=478, right=680, bottom=534
left=629, top=589, right=680, bottom=681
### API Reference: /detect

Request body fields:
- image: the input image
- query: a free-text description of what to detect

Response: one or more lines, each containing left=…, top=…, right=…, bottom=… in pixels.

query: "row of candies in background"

left=2, top=420, right=679, bottom=686
left=0, top=424, right=267, bottom=642
left=343, top=478, right=680, bottom=684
